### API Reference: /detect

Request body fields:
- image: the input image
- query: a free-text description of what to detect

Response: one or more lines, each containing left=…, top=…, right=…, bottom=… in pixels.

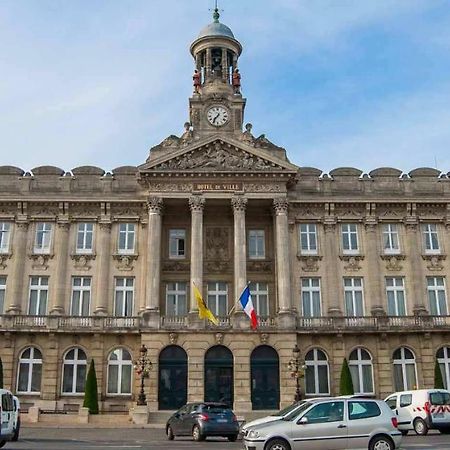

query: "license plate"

left=217, top=419, right=227, bottom=423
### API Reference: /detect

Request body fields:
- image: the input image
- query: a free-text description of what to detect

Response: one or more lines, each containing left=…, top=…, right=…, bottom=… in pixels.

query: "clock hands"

left=213, top=112, right=221, bottom=124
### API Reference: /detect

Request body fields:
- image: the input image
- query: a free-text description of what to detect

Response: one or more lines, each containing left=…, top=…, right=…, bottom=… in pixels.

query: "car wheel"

left=0, top=440, right=6, bottom=449
left=166, top=425, right=174, bottom=441
left=413, top=418, right=429, bottom=436
left=265, top=438, right=291, bottom=450
left=227, top=434, right=238, bottom=442
left=400, top=429, right=408, bottom=436
left=369, top=435, right=394, bottom=450
left=192, top=425, right=205, bottom=441
left=12, top=417, right=21, bottom=442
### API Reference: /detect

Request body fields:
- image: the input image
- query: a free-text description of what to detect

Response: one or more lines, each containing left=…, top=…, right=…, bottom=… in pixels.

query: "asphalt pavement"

left=3, top=428, right=450, bottom=450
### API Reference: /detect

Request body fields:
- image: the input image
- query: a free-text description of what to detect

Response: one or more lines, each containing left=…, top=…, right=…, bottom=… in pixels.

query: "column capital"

left=147, top=196, right=163, bottom=214
left=57, top=221, right=70, bottom=231
left=189, top=195, right=205, bottom=212
left=16, top=221, right=29, bottom=231
left=273, top=197, right=289, bottom=214
left=98, top=222, right=112, bottom=232
left=231, top=196, right=247, bottom=212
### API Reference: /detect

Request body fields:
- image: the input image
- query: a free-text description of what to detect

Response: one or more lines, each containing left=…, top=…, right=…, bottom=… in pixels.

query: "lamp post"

left=134, top=344, right=153, bottom=406
left=287, top=344, right=306, bottom=402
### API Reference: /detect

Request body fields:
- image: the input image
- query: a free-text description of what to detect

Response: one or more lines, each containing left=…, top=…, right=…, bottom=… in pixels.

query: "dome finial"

left=213, top=0, right=220, bottom=23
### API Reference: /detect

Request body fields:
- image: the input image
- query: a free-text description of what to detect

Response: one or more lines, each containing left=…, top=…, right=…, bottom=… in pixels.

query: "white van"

left=12, top=396, right=20, bottom=442
left=0, top=388, right=15, bottom=448
left=385, top=389, right=450, bottom=435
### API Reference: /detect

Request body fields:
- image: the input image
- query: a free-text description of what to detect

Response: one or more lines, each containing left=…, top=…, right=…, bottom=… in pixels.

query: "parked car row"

left=0, top=388, right=20, bottom=448
left=166, top=388, right=450, bottom=450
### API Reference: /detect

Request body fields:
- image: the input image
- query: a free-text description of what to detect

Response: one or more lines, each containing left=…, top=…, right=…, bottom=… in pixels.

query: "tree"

left=339, top=358, right=354, bottom=395
left=83, top=359, right=99, bottom=414
left=434, top=359, right=445, bottom=389
left=0, top=357, right=3, bottom=389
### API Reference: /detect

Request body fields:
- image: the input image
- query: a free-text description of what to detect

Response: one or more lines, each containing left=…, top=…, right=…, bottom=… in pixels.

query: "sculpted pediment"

left=139, top=135, right=298, bottom=174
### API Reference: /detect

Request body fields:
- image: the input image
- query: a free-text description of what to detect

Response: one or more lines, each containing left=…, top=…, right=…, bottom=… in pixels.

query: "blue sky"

left=1, top=0, right=450, bottom=174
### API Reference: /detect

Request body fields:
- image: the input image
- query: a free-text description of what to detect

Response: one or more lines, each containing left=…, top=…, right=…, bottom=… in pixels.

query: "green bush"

left=0, top=357, right=3, bottom=389
left=434, top=359, right=445, bottom=389
left=339, top=358, right=354, bottom=395
left=83, top=359, right=99, bottom=414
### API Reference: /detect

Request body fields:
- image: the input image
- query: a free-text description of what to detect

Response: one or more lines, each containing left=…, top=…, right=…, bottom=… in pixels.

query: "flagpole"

left=228, top=281, right=252, bottom=315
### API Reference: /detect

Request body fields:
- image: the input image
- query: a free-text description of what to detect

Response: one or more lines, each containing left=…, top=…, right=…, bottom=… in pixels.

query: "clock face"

left=207, top=106, right=229, bottom=127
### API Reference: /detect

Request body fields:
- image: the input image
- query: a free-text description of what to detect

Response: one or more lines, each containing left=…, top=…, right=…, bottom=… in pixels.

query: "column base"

left=49, top=306, right=64, bottom=316
left=141, top=309, right=160, bottom=328
left=371, top=305, right=386, bottom=316
left=231, top=310, right=250, bottom=330
left=413, top=304, right=428, bottom=316
left=6, top=305, right=21, bottom=315
left=94, top=307, right=107, bottom=316
left=188, top=311, right=204, bottom=329
left=327, top=306, right=343, bottom=316
left=130, top=405, right=149, bottom=425
left=276, top=310, right=297, bottom=330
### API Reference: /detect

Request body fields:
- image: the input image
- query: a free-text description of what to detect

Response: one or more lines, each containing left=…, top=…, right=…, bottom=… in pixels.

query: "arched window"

left=107, top=348, right=132, bottom=395
left=250, top=346, right=280, bottom=410
left=305, top=348, right=329, bottom=395
left=437, top=346, right=450, bottom=389
left=17, top=347, right=42, bottom=394
left=204, top=345, right=233, bottom=407
left=62, top=348, right=87, bottom=394
left=393, top=347, right=417, bottom=391
left=158, top=346, right=187, bottom=410
left=348, top=348, right=374, bottom=394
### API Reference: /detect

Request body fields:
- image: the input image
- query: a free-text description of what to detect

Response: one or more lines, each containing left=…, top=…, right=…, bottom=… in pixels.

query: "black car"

left=166, top=402, right=239, bottom=442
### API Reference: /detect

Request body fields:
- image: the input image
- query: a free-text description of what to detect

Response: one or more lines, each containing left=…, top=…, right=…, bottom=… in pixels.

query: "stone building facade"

left=0, top=10, right=450, bottom=416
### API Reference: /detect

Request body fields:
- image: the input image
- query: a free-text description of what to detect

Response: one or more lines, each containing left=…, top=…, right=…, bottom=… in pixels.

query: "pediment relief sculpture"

left=153, top=141, right=284, bottom=172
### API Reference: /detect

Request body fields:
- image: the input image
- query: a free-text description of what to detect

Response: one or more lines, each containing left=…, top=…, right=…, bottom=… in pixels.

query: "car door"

left=171, top=405, right=188, bottom=435
left=292, top=401, right=348, bottom=450
left=347, top=400, right=384, bottom=448
left=397, top=394, right=413, bottom=429
left=1, top=392, right=14, bottom=438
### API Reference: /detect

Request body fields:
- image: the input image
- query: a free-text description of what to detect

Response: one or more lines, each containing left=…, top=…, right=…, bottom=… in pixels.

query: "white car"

left=385, top=389, right=450, bottom=435
left=0, top=388, right=15, bottom=448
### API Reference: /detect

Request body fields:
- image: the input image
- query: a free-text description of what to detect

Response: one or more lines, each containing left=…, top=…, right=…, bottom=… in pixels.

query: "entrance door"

left=158, top=345, right=187, bottom=410
left=251, top=345, right=280, bottom=410
left=204, top=345, right=234, bottom=407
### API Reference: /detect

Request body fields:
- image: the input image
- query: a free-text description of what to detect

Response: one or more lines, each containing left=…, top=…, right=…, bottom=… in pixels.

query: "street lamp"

left=134, top=344, right=153, bottom=406
left=287, top=344, right=306, bottom=402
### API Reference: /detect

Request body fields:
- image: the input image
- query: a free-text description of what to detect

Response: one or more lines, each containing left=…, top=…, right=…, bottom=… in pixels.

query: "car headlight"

left=247, top=429, right=260, bottom=439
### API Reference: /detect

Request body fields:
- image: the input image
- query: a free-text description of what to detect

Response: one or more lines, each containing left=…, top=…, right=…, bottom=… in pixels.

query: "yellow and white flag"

left=193, top=284, right=219, bottom=325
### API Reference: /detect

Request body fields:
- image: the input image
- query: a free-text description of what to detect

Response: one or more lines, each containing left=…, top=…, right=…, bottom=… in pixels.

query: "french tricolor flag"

left=239, top=285, right=258, bottom=330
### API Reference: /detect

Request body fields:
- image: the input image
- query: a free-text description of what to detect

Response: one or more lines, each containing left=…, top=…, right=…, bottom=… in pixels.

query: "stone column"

left=50, top=221, right=70, bottom=315
left=7, top=222, right=29, bottom=314
left=145, top=197, right=163, bottom=314
left=364, top=221, right=384, bottom=315
left=205, top=48, right=211, bottom=81
left=189, top=196, right=205, bottom=313
left=94, top=222, right=111, bottom=315
left=231, top=196, right=247, bottom=305
left=273, top=198, right=295, bottom=328
left=324, top=222, right=342, bottom=316
left=406, top=222, right=427, bottom=314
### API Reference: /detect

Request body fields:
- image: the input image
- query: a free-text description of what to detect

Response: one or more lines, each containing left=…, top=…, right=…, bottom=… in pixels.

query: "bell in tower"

left=189, top=6, right=246, bottom=137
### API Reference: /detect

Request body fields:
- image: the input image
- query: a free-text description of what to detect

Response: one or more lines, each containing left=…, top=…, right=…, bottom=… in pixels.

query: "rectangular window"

left=382, top=224, right=400, bottom=254
left=341, top=223, right=359, bottom=254
left=34, top=222, right=52, bottom=254
left=169, top=229, right=186, bottom=259
left=114, top=277, right=134, bottom=317
left=301, top=278, right=321, bottom=317
left=344, top=277, right=364, bottom=317
left=249, top=282, right=269, bottom=317
left=422, top=224, right=440, bottom=254
left=427, top=277, right=448, bottom=316
left=76, top=223, right=94, bottom=254
left=299, top=224, right=318, bottom=255
left=0, top=276, right=6, bottom=314
left=118, top=223, right=135, bottom=254
left=386, top=277, right=406, bottom=316
left=0, top=222, right=11, bottom=254
left=71, top=277, right=91, bottom=316
left=207, top=282, right=228, bottom=317
left=248, top=230, right=265, bottom=259
left=165, top=282, right=187, bottom=316
left=28, top=276, right=49, bottom=315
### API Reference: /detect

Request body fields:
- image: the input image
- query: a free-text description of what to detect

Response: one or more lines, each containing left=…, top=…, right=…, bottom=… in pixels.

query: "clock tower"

left=189, top=7, right=246, bottom=137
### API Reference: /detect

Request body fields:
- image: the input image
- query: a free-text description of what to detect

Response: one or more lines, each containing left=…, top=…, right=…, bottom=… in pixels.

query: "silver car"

left=243, top=397, right=402, bottom=450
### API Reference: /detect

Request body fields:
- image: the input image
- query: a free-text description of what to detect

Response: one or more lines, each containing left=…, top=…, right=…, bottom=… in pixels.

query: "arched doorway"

left=251, top=345, right=280, bottom=410
left=204, top=345, right=233, bottom=407
left=158, top=345, right=187, bottom=410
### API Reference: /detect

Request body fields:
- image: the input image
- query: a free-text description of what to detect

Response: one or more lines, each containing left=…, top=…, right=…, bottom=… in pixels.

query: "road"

left=3, top=428, right=450, bottom=450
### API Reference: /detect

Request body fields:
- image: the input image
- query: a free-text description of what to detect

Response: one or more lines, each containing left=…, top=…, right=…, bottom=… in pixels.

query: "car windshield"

left=283, top=402, right=312, bottom=421
left=430, top=392, right=450, bottom=406
left=202, top=404, right=231, bottom=414
left=273, top=401, right=305, bottom=417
